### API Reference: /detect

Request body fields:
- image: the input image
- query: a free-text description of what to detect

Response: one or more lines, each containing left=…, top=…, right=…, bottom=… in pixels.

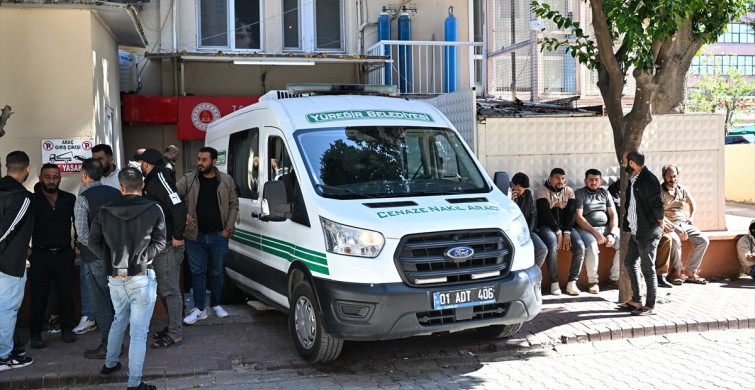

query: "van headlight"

left=511, top=214, right=532, bottom=247
left=320, top=218, right=384, bottom=258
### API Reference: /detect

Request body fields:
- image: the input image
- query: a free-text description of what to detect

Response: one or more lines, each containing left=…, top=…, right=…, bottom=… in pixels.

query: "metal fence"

left=366, top=40, right=484, bottom=96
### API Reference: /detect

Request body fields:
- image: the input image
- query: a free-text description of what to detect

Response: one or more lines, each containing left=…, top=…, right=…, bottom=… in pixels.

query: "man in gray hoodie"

left=88, top=167, right=166, bottom=390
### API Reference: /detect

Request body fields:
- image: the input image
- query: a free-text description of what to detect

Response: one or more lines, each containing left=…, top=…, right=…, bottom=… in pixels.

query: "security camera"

left=530, top=19, right=546, bottom=32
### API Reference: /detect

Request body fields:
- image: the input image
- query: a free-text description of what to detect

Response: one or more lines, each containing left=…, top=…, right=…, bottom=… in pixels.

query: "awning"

left=0, top=1, right=148, bottom=47
left=144, top=52, right=389, bottom=66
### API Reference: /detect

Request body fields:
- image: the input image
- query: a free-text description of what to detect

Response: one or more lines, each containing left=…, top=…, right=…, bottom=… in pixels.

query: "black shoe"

left=657, top=274, right=674, bottom=288
left=30, top=334, right=45, bottom=349
left=100, top=361, right=121, bottom=375
left=84, top=344, right=107, bottom=359
left=11, top=347, right=26, bottom=357
left=127, top=382, right=156, bottom=390
left=61, top=330, right=77, bottom=343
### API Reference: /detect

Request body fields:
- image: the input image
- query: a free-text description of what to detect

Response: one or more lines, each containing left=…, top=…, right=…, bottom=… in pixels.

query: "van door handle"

left=251, top=212, right=261, bottom=219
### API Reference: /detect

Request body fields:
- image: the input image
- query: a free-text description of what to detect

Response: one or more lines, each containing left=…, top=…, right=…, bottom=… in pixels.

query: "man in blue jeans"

left=0, top=151, right=34, bottom=371
left=88, top=167, right=166, bottom=390
left=178, top=147, right=239, bottom=324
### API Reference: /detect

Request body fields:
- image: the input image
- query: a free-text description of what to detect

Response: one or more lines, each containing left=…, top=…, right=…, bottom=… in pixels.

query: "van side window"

left=268, top=136, right=310, bottom=227
left=228, top=128, right=260, bottom=199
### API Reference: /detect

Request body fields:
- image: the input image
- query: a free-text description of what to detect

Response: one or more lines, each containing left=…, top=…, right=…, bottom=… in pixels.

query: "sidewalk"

left=2, top=278, right=754, bottom=390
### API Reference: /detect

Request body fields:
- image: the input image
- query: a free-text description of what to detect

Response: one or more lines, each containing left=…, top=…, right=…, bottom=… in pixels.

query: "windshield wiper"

left=316, top=184, right=376, bottom=199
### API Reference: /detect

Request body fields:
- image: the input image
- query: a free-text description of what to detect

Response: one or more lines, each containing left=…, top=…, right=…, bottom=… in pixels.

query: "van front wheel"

left=476, top=322, right=523, bottom=339
left=289, top=281, right=343, bottom=363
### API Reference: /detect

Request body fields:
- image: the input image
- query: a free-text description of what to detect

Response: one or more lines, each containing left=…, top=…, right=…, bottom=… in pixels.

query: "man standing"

left=132, top=148, right=186, bottom=348
left=536, top=168, right=585, bottom=296
left=574, top=169, right=619, bottom=294
left=28, top=164, right=77, bottom=348
left=618, top=150, right=665, bottom=316
left=0, top=151, right=34, bottom=371
left=89, top=167, right=166, bottom=390
left=178, top=147, right=239, bottom=323
left=661, top=164, right=709, bottom=285
left=91, top=144, right=121, bottom=190
left=163, top=145, right=180, bottom=176
left=74, top=158, right=122, bottom=358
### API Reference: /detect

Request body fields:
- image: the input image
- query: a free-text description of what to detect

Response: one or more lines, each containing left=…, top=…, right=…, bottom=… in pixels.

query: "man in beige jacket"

left=177, top=147, right=239, bottom=324
left=736, top=219, right=755, bottom=279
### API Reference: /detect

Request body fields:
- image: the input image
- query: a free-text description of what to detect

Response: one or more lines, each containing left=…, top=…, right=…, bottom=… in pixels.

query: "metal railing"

left=366, top=40, right=484, bottom=96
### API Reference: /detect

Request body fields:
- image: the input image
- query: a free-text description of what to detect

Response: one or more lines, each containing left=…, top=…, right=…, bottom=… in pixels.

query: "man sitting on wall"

left=661, top=165, right=709, bottom=285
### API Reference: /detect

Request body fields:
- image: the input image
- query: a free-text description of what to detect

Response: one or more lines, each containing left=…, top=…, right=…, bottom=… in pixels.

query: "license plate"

left=432, top=286, right=496, bottom=310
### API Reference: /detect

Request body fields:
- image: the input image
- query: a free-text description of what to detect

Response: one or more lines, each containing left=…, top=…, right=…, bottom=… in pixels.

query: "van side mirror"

left=493, top=171, right=510, bottom=195
left=260, top=181, right=291, bottom=222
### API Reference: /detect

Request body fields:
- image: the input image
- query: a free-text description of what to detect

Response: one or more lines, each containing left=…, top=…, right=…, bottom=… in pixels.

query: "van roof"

left=209, top=94, right=454, bottom=134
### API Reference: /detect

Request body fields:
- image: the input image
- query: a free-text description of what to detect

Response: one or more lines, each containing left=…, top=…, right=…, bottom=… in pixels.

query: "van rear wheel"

left=289, top=281, right=343, bottom=363
left=476, top=322, right=523, bottom=339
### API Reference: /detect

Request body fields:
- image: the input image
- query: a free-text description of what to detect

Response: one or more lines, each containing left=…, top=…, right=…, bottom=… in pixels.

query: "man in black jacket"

left=132, top=148, right=186, bottom=348
left=89, top=167, right=166, bottom=390
left=510, top=172, right=547, bottom=269
left=618, top=150, right=665, bottom=316
left=535, top=168, right=585, bottom=296
left=28, top=163, right=78, bottom=348
left=0, top=151, right=34, bottom=371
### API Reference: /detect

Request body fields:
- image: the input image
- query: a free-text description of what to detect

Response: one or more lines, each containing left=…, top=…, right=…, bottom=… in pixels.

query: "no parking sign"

left=41, top=139, right=94, bottom=173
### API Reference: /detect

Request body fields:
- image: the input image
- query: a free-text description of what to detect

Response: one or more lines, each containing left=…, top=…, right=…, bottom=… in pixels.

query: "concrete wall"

left=0, top=8, right=96, bottom=195
left=725, top=144, right=755, bottom=204
left=477, top=114, right=727, bottom=232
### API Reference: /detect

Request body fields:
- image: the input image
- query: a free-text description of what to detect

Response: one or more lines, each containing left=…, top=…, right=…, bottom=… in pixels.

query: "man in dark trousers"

left=617, top=150, right=665, bottom=316
left=132, top=148, right=186, bottom=348
left=89, top=167, right=166, bottom=390
left=0, top=151, right=34, bottom=371
left=28, top=163, right=78, bottom=348
left=74, top=158, right=122, bottom=358
left=178, top=147, right=239, bottom=324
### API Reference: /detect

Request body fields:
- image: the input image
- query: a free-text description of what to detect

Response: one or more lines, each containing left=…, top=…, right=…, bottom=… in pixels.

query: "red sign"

left=177, top=96, right=259, bottom=139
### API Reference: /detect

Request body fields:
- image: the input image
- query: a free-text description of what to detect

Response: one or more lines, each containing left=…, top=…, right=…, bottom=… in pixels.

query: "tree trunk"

left=651, top=21, right=705, bottom=115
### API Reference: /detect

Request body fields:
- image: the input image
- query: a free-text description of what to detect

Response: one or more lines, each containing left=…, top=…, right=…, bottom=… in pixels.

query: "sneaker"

left=61, top=330, right=77, bottom=343
left=73, top=316, right=97, bottom=335
left=84, top=344, right=108, bottom=359
left=211, top=305, right=228, bottom=318
left=100, top=361, right=121, bottom=375
left=588, top=283, right=600, bottom=294
left=550, top=282, right=561, bottom=296
left=566, top=281, right=581, bottom=296
left=0, top=354, right=33, bottom=371
left=46, top=316, right=61, bottom=334
left=183, top=308, right=208, bottom=324
left=11, top=347, right=26, bottom=357
left=127, top=382, right=157, bottom=390
left=30, top=334, right=45, bottom=349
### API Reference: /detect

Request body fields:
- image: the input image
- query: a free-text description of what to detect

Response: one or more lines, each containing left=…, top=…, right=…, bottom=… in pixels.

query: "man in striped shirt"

left=619, top=150, right=665, bottom=316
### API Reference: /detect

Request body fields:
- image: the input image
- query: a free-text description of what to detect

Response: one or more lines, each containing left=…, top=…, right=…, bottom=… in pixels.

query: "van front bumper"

left=314, top=264, right=542, bottom=341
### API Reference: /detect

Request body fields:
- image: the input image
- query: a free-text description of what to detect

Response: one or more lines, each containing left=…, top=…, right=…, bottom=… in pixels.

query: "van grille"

left=415, top=303, right=508, bottom=326
left=394, top=229, right=513, bottom=288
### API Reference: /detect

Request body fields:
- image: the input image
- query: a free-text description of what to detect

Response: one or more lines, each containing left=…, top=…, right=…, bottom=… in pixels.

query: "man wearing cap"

left=132, top=148, right=187, bottom=348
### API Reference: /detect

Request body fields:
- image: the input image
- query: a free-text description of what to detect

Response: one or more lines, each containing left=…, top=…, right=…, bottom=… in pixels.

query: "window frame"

left=282, top=0, right=344, bottom=53
left=196, top=0, right=263, bottom=52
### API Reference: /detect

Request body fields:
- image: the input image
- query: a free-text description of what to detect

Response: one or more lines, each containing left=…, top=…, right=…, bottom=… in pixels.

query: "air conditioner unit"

left=118, top=50, right=139, bottom=93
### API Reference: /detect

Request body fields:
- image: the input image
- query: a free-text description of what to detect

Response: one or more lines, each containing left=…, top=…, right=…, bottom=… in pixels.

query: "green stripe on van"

left=230, top=228, right=329, bottom=275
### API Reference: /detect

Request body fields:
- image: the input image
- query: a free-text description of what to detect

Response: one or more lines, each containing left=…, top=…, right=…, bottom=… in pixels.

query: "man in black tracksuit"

left=132, top=148, right=186, bottom=347
left=0, top=151, right=34, bottom=370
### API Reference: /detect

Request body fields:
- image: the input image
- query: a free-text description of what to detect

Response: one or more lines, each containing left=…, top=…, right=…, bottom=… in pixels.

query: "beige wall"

left=0, top=8, right=122, bottom=194
left=725, top=144, right=755, bottom=204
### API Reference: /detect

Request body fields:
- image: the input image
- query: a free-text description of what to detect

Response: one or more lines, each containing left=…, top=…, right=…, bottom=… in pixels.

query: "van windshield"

left=295, top=126, right=490, bottom=199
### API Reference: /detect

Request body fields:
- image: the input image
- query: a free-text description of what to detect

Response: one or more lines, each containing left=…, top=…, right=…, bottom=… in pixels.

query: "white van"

left=205, top=85, right=542, bottom=363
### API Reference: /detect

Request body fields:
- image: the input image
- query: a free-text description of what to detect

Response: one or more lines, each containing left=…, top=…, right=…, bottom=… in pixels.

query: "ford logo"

left=444, top=246, right=475, bottom=263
